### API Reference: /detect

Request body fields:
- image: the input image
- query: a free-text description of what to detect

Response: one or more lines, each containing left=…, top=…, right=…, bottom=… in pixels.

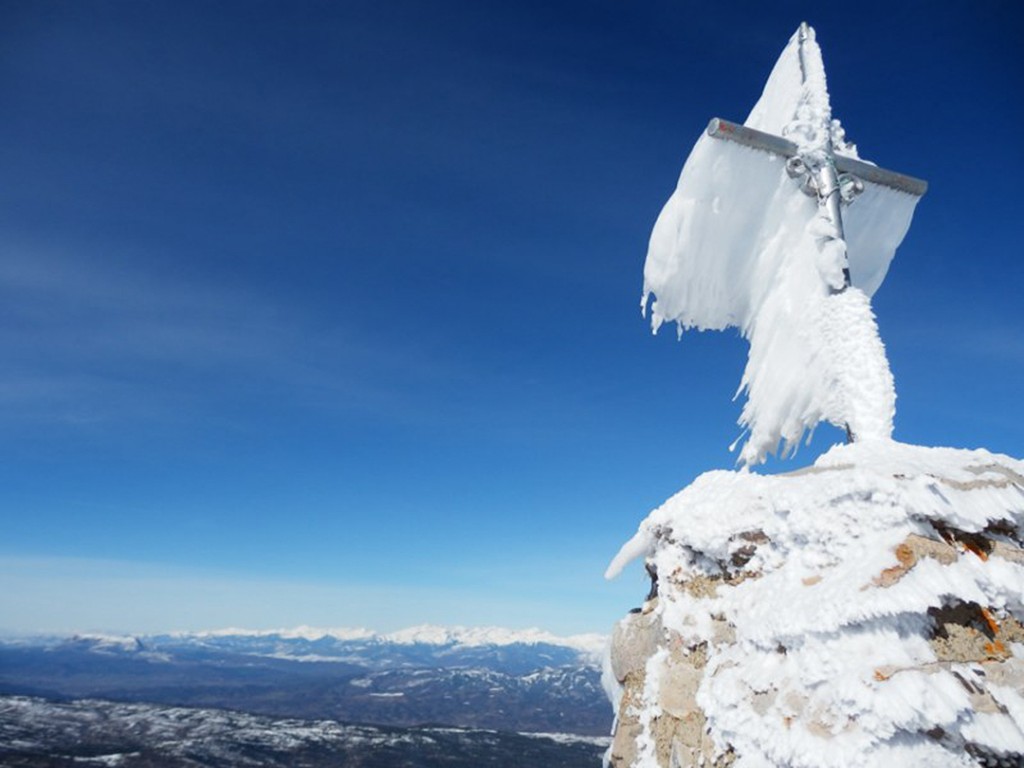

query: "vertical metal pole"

left=796, top=22, right=811, bottom=82
left=817, top=160, right=852, bottom=288
left=796, top=22, right=852, bottom=290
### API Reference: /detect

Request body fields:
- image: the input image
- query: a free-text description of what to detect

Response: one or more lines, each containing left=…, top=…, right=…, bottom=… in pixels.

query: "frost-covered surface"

left=642, top=25, right=919, bottom=464
left=607, top=441, right=1024, bottom=767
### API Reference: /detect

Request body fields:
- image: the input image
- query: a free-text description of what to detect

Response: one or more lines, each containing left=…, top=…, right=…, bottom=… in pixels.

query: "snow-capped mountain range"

left=9, top=624, right=608, bottom=671
left=0, top=624, right=613, bottom=739
left=6, top=623, right=606, bottom=657
left=176, top=623, right=607, bottom=656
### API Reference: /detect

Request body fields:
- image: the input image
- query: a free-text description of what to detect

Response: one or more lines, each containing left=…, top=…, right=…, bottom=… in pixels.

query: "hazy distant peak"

left=382, top=625, right=607, bottom=655
left=183, top=625, right=376, bottom=642
left=182, top=624, right=608, bottom=656
left=67, top=633, right=146, bottom=653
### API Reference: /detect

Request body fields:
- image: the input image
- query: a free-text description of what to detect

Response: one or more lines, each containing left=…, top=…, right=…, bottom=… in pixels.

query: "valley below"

left=0, top=628, right=612, bottom=767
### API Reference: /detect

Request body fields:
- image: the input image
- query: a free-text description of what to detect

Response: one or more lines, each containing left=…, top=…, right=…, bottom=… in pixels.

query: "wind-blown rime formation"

left=642, top=26, right=918, bottom=465
left=605, top=443, right=1024, bottom=767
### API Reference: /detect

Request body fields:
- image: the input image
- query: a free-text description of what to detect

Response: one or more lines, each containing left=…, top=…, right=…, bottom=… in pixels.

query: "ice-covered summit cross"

left=642, top=23, right=927, bottom=465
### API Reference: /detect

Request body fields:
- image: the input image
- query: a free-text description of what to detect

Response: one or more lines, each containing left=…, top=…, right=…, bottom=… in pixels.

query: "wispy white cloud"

left=0, top=244, right=468, bottom=429
left=965, top=325, right=1024, bottom=365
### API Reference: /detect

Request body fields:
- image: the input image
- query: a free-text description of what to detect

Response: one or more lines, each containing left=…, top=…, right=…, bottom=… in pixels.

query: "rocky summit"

left=605, top=442, right=1024, bottom=767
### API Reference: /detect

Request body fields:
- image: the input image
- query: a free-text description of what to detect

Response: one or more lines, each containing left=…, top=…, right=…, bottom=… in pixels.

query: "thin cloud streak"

left=0, top=244, right=474, bottom=429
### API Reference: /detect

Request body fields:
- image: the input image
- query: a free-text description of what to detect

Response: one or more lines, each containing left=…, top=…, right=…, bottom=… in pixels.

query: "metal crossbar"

left=706, top=118, right=928, bottom=197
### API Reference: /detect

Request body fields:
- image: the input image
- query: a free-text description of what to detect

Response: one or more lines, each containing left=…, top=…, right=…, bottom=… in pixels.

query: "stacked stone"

left=605, top=451, right=1024, bottom=768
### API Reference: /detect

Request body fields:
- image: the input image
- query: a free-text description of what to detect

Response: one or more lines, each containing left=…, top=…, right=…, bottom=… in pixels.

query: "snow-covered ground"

left=0, top=694, right=609, bottom=768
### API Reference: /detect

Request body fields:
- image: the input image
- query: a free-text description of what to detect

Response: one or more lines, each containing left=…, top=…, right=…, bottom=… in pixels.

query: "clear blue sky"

left=1, top=1, right=1021, bottom=636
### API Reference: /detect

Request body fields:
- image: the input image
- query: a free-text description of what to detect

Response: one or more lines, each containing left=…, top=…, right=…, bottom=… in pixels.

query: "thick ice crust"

left=607, top=442, right=1024, bottom=767
left=641, top=26, right=919, bottom=464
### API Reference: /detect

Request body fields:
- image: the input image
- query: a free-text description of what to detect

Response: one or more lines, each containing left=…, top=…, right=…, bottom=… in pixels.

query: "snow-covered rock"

left=605, top=442, right=1024, bottom=767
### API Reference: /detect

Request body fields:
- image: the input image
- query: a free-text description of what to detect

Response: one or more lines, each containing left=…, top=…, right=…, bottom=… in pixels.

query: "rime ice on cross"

left=641, top=23, right=927, bottom=465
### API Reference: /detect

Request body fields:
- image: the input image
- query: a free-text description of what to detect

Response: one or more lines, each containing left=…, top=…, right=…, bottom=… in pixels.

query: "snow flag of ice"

left=642, top=24, right=925, bottom=465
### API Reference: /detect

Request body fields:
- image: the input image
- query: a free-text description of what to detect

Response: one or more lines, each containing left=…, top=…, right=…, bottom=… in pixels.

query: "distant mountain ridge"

left=0, top=624, right=613, bottom=737
left=5, top=624, right=608, bottom=676
left=174, top=623, right=607, bottom=656
left=5, top=623, right=606, bottom=658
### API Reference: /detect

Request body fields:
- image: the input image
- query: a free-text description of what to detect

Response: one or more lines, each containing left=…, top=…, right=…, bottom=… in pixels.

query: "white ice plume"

left=641, top=25, right=920, bottom=464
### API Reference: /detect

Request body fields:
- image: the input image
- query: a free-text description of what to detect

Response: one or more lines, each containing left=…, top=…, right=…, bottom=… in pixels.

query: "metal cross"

left=706, top=23, right=927, bottom=290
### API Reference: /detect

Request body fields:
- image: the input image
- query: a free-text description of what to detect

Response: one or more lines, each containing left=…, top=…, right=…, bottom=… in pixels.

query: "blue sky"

left=1, top=1, right=1021, bottom=636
